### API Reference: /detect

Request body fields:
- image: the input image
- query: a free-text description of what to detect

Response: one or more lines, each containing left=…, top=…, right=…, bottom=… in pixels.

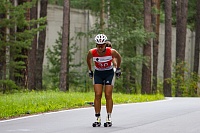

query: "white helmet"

left=94, top=34, right=107, bottom=44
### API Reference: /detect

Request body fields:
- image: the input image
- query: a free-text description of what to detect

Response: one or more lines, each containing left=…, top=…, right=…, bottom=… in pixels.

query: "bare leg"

left=92, top=84, right=103, bottom=127
left=94, top=84, right=103, bottom=114
left=104, top=85, right=113, bottom=114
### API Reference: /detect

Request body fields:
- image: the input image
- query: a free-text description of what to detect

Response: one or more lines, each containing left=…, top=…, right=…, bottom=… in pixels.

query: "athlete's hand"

left=89, top=70, right=93, bottom=79
left=115, top=68, right=121, bottom=78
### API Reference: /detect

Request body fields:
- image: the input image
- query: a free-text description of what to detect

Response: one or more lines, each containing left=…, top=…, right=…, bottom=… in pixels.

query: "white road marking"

left=0, top=98, right=172, bottom=123
left=6, top=129, right=32, bottom=132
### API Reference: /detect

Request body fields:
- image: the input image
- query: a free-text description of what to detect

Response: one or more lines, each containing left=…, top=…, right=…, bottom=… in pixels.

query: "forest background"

left=0, top=0, right=199, bottom=97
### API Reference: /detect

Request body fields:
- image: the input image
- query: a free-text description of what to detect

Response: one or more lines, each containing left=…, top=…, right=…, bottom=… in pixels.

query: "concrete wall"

left=45, top=5, right=196, bottom=80
left=45, top=5, right=97, bottom=72
left=158, top=24, right=195, bottom=80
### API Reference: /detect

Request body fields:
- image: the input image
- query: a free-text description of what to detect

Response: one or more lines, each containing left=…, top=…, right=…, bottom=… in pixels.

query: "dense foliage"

left=45, top=30, right=86, bottom=91
left=0, top=0, right=199, bottom=97
left=71, top=0, right=148, bottom=93
left=46, top=0, right=199, bottom=96
left=0, top=1, right=46, bottom=92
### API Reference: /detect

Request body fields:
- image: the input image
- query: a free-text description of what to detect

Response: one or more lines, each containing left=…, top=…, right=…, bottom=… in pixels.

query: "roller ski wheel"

left=92, top=117, right=101, bottom=127
left=104, top=122, right=112, bottom=127
left=92, top=122, right=101, bottom=127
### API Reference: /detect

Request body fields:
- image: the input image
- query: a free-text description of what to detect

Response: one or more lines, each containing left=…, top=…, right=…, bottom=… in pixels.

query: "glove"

left=113, top=67, right=116, bottom=72
left=89, top=70, right=93, bottom=79
left=115, top=68, right=121, bottom=78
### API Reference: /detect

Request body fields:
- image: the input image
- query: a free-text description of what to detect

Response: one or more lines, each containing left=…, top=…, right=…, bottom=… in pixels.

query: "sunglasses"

left=96, top=44, right=106, bottom=48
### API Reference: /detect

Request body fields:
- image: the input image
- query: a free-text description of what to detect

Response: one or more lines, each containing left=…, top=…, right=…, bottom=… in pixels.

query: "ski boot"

left=92, top=117, right=101, bottom=127
left=104, top=118, right=112, bottom=127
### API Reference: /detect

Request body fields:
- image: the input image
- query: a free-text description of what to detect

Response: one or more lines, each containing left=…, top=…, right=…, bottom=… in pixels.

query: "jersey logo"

left=96, top=58, right=99, bottom=62
left=93, top=56, right=112, bottom=62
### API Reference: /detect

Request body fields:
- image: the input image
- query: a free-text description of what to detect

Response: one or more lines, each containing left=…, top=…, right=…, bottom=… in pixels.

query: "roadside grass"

left=0, top=91, right=164, bottom=120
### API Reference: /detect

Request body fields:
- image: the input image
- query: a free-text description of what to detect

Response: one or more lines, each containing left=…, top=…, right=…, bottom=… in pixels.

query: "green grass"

left=0, top=91, right=164, bottom=120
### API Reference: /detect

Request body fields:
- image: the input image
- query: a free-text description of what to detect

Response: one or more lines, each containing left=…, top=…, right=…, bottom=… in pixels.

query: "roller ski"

left=104, top=119, right=112, bottom=127
left=104, top=115, right=112, bottom=127
left=92, top=117, right=101, bottom=127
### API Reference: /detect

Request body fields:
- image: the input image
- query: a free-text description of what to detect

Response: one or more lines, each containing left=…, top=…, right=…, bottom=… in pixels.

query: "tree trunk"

left=0, top=13, right=6, bottom=93
left=193, top=0, right=200, bottom=96
left=60, top=0, right=70, bottom=92
left=152, top=0, right=160, bottom=94
left=9, top=0, right=16, bottom=82
left=163, top=0, right=172, bottom=97
left=28, top=0, right=37, bottom=90
left=125, top=67, right=131, bottom=93
left=13, top=0, right=30, bottom=88
left=141, top=0, right=152, bottom=94
left=100, top=0, right=105, bottom=32
left=193, top=1, right=200, bottom=74
left=175, top=0, right=188, bottom=97
left=35, top=0, right=48, bottom=90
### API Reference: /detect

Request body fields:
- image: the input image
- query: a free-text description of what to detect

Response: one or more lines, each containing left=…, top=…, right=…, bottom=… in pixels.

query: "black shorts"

left=93, top=69, right=115, bottom=85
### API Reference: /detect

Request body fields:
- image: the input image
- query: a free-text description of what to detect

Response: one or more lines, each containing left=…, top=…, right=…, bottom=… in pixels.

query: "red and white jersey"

left=91, top=47, right=113, bottom=71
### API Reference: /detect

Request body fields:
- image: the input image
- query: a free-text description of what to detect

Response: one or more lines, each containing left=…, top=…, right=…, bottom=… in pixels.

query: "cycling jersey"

left=91, top=47, right=113, bottom=71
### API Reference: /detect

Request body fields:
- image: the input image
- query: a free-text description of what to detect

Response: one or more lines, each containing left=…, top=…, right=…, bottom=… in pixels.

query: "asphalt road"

left=1, top=97, right=200, bottom=133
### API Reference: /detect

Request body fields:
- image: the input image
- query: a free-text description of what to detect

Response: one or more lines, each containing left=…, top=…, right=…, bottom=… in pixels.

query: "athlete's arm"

left=87, top=50, right=93, bottom=71
left=112, top=58, right=117, bottom=68
left=111, top=49, right=121, bottom=68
